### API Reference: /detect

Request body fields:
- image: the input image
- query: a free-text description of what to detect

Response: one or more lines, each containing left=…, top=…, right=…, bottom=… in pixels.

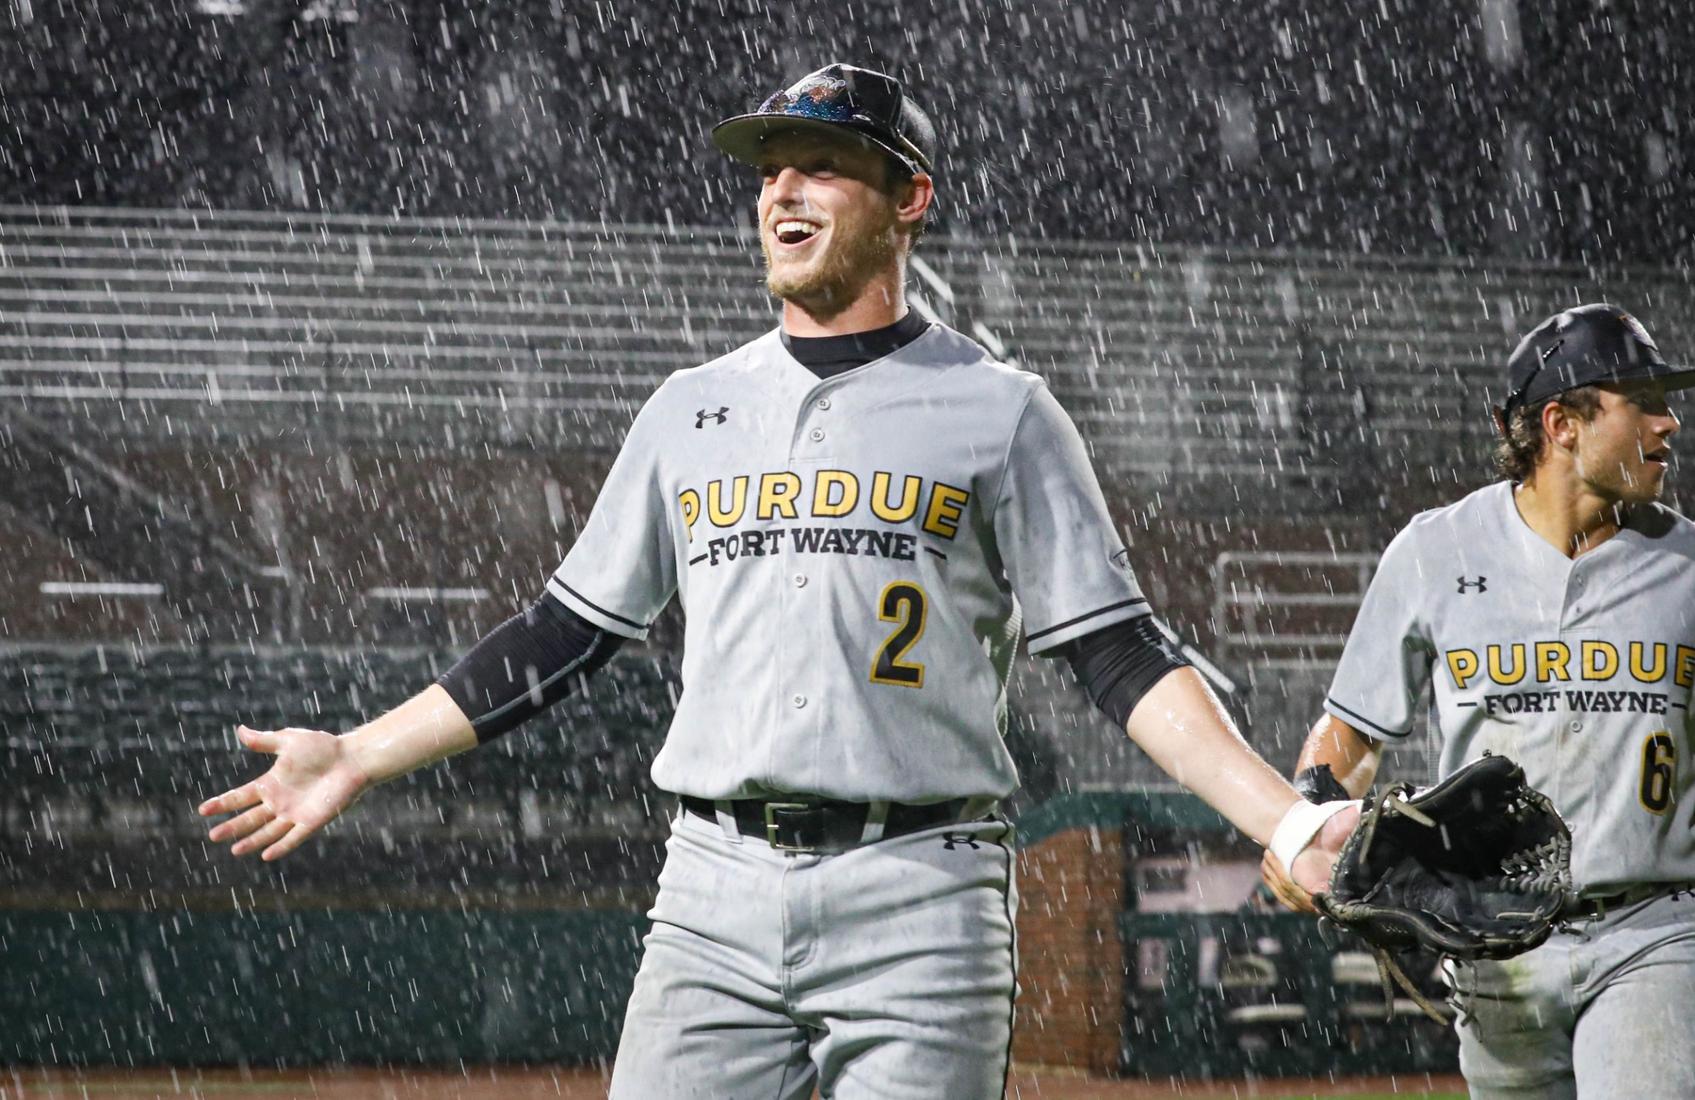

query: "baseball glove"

left=1307, top=752, right=1573, bottom=1020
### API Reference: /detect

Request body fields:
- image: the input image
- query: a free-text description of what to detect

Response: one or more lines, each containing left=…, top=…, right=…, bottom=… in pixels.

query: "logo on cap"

left=1619, top=312, right=1659, bottom=352
left=797, top=73, right=847, bottom=103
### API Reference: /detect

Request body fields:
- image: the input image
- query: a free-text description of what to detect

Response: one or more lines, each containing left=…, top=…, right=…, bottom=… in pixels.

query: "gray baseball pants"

left=1447, top=889, right=1695, bottom=1098
left=608, top=805, right=1018, bottom=1099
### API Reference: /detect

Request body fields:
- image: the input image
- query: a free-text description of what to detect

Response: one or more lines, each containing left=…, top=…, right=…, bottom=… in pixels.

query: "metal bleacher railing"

left=6, top=205, right=1692, bottom=474
left=960, top=239, right=1695, bottom=512
left=1212, top=550, right=1381, bottom=656
left=0, top=205, right=770, bottom=446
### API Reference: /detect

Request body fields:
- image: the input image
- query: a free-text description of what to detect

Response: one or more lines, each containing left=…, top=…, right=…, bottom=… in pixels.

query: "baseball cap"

left=711, top=63, right=936, bottom=176
left=1497, top=303, right=1695, bottom=420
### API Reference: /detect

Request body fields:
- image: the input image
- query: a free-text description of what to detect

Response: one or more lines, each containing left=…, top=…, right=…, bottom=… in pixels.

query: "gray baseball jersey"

left=548, top=322, right=1147, bottom=803
left=1326, top=480, right=1695, bottom=893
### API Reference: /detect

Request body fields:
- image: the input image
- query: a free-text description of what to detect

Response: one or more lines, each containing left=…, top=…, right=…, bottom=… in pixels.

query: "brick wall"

left=1012, top=825, right=1124, bottom=1074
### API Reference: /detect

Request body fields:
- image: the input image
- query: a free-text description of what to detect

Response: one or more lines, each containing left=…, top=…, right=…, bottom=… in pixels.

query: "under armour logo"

left=1457, top=576, right=1488, bottom=594
left=695, top=407, right=729, bottom=428
left=942, top=832, right=981, bottom=850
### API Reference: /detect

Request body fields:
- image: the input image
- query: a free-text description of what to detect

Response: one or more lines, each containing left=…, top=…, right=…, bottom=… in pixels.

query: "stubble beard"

left=1576, top=451, right=1666, bottom=508
left=764, top=219, right=898, bottom=321
left=1628, top=466, right=1669, bottom=504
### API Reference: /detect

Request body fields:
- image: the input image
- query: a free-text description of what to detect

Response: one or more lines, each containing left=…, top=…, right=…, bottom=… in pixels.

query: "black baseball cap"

left=1498, top=303, right=1695, bottom=420
left=712, top=63, right=936, bottom=175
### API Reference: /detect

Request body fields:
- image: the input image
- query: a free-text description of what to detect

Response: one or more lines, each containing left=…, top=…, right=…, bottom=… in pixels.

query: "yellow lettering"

left=1487, top=643, right=1527, bottom=686
left=1447, top=649, right=1480, bottom=690
left=922, top=483, right=971, bottom=540
left=1535, top=642, right=1573, bottom=683
left=678, top=489, right=701, bottom=542
left=870, top=471, right=922, bottom=523
left=812, top=470, right=859, bottom=517
left=1631, top=641, right=1668, bottom=683
left=706, top=476, right=748, bottom=527
left=1677, top=645, right=1695, bottom=689
left=756, top=472, right=802, bottom=520
left=1581, top=641, right=1619, bottom=681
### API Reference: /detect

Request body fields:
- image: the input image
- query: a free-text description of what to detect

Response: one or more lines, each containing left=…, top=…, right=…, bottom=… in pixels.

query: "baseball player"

left=1263, top=304, right=1695, bottom=1098
left=200, top=63, right=1359, bottom=1098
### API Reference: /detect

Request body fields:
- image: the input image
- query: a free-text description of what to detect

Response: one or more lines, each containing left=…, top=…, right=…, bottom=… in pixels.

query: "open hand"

left=198, top=725, right=371, bottom=861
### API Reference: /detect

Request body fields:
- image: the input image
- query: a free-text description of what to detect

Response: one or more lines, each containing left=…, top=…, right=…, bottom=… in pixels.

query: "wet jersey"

left=549, top=323, right=1147, bottom=803
left=1326, top=481, right=1695, bottom=893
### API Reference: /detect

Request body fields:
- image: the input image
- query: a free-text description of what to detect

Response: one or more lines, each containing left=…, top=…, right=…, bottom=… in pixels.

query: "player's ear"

left=895, top=172, right=933, bottom=227
left=1543, top=399, right=1581, bottom=451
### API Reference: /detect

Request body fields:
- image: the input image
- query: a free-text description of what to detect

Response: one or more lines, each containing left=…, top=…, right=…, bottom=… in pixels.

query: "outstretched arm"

left=198, top=684, right=477, bottom=861
left=1125, top=667, right=1360, bottom=897
left=1260, top=713, right=1383, bottom=911
left=200, top=594, right=624, bottom=861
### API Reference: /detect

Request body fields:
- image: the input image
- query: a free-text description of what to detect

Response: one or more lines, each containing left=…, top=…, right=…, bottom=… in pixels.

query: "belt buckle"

left=763, top=802, right=816, bottom=851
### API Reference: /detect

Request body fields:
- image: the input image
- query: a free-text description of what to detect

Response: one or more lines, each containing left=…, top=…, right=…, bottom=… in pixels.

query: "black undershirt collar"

left=781, top=311, right=930, bottom=379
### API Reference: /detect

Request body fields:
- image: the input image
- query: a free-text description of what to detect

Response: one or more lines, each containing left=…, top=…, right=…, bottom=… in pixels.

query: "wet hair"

left=1493, top=385, right=1603, bottom=483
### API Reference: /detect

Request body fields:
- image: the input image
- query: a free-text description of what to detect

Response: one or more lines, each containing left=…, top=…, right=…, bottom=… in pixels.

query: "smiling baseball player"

left=1264, top=304, right=1695, bottom=1098
left=200, top=63, right=1357, bottom=1098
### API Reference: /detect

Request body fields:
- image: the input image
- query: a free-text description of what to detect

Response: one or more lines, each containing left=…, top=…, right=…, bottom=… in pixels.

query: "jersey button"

left=1569, top=719, right=1583, bottom=733
left=793, top=574, right=808, bottom=588
left=809, top=427, right=826, bottom=442
left=792, top=694, right=808, bottom=709
left=816, top=397, right=832, bottom=410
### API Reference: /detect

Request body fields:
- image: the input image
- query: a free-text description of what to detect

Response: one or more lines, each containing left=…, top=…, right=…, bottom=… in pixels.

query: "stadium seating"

left=7, top=206, right=1691, bottom=480
left=0, top=206, right=770, bottom=448
left=0, top=643, right=675, bottom=901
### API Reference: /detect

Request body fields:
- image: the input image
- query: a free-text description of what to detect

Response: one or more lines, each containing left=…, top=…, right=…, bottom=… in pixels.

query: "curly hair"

left=1493, top=386, right=1603, bottom=483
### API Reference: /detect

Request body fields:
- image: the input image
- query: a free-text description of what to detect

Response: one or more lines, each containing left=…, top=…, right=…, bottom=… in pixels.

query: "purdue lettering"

left=1443, top=638, right=1692, bottom=694
left=693, top=469, right=972, bottom=532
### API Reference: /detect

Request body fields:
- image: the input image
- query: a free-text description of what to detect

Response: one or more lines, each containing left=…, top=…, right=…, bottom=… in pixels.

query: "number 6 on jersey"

left=871, top=581, right=928, bottom=688
left=1640, top=731, right=1677, bottom=815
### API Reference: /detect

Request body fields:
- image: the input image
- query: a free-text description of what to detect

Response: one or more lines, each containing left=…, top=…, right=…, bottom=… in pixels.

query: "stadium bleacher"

left=0, top=206, right=769, bottom=447
left=4, top=203, right=1691, bottom=840
left=6, top=207, right=1689, bottom=471
left=0, top=642, right=675, bottom=904
left=968, top=242, right=1695, bottom=510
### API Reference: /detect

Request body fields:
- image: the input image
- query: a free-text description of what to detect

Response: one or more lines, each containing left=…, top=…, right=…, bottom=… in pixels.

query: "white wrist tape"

left=1269, top=798, right=1359, bottom=873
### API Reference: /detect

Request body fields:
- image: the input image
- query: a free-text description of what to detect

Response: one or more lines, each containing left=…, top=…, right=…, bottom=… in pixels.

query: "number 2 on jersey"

left=1640, top=731, right=1677, bottom=815
left=871, top=581, right=927, bottom=688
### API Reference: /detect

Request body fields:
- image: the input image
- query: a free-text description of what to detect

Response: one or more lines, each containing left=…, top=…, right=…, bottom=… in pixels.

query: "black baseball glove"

left=1302, top=753, right=1573, bottom=1019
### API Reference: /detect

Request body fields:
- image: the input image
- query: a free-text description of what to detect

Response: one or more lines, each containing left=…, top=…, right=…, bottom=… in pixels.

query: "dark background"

left=4, top=0, right=1691, bottom=264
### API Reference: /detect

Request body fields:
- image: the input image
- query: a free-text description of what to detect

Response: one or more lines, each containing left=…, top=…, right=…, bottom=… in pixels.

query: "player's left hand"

left=1261, top=803, right=1362, bottom=914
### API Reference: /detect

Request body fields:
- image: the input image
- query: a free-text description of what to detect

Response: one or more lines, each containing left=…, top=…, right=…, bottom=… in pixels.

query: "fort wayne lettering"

left=1445, top=640, right=1695, bottom=716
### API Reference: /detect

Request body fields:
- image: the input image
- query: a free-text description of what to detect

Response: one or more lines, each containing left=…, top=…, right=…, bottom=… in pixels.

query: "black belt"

left=680, top=795, right=972, bottom=852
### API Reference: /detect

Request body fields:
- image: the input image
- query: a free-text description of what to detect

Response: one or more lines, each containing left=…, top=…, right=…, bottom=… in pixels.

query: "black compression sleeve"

left=435, top=592, right=625, bottom=742
left=1061, top=614, right=1191, bottom=730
